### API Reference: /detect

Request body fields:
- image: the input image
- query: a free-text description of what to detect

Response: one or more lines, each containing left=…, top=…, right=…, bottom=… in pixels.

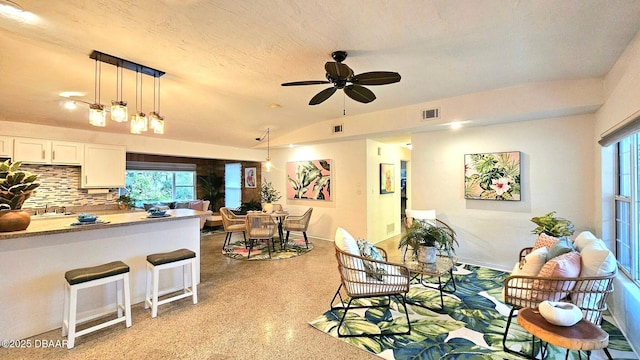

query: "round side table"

left=517, top=307, right=612, bottom=360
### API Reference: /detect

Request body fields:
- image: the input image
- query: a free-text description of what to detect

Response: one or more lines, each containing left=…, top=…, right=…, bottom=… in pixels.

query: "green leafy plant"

left=116, top=194, right=135, bottom=210
left=0, top=160, right=41, bottom=210
left=398, top=219, right=457, bottom=258
left=236, top=199, right=262, bottom=214
left=530, top=211, right=575, bottom=237
left=261, top=181, right=281, bottom=203
left=197, top=172, right=225, bottom=211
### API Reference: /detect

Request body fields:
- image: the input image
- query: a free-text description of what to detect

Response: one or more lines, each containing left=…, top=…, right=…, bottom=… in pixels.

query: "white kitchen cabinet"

left=81, top=143, right=126, bottom=188
left=0, top=136, right=13, bottom=158
left=13, top=137, right=50, bottom=164
left=13, top=137, right=84, bottom=165
left=51, top=141, right=84, bottom=165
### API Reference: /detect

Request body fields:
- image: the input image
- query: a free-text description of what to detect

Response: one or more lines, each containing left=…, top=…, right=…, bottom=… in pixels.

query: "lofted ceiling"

left=1, top=0, right=640, bottom=149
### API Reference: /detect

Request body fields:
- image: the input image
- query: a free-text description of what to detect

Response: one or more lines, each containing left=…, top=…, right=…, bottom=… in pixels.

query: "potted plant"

left=116, top=194, right=135, bottom=210
left=260, top=181, right=282, bottom=204
left=530, top=211, right=575, bottom=238
left=398, top=219, right=457, bottom=263
left=0, top=160, right=41, bottom=232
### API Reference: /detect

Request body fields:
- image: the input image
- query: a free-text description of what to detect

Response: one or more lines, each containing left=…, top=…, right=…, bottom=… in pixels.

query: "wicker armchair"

left=245, top=213, right=277, bottom=258
left=331, top=227, right=411, bottom=337
left=282, top=207, right=313, bottom=248
left=220, top=207, right=246, bottom=250
left=502, top=246, right=616, bottom=358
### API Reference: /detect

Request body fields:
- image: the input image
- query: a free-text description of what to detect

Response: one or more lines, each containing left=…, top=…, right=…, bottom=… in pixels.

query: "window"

left=615, top=135, right=640, bottom=285
left=225, top=163, right=241, bottom=209
left=123, top=162, right=196, bottom=206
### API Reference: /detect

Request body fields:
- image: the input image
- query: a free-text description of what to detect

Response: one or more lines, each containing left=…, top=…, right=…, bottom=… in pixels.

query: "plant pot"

left=417, top=246, right=437, bottom=263
left=0, top=209, right=31, bottom=232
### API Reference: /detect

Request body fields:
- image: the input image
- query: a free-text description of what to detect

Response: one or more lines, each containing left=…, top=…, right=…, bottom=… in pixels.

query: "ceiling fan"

left=281, top=51, right=401, bottom=105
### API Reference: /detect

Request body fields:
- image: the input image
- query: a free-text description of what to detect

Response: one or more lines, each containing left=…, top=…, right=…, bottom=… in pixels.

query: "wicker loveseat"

left=502, top=231, right=617, bottom=358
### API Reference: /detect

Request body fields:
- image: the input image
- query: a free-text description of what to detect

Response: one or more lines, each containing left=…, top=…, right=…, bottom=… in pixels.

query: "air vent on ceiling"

left=332, top=124, right=343, bottom=134
left=421, top=108, right=440, bottom=120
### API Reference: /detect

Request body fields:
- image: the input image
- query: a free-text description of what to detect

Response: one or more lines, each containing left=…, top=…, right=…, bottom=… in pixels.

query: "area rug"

left=309, top=264, right=638, bottom=360
left=222, top=238, right=314, bottom=260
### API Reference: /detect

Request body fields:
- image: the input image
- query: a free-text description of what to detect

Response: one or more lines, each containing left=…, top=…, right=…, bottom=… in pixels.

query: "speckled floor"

left=3, top=230, right=392, bottom=360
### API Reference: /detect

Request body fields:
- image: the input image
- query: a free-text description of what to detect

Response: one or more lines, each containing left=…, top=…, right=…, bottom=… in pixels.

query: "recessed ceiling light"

left=450, top=122, right=462, bottom=130
left=269, top=103, right=282, bottom=109
left=59, top=91, right=86, bottom=98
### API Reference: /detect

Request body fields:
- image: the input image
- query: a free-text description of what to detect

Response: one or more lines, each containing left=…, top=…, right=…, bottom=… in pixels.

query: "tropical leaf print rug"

left=223, top=238, right=313, bottom=260
left=309, top=264, right=638, bottom=359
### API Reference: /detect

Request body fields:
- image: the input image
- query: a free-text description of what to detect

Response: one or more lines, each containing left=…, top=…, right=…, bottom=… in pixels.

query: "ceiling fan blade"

left=351, top=71, right=401, bottom=85
left=344, top=84, right=376, bottom=103
left=281, top=80, right=331, bottom=86
left=324, top=61, right=353, bottom=80
left=309, top=87, right=337, bottom=105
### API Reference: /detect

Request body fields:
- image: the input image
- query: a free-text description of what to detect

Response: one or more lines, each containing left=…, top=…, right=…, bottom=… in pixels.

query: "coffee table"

left=403, top=255, right=457, bottom=311
left=517, top=307, right=612, bottom=360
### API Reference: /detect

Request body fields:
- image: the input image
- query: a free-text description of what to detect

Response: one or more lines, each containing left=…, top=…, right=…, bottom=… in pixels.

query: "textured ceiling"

left=1, top=0, right=640, bottom=148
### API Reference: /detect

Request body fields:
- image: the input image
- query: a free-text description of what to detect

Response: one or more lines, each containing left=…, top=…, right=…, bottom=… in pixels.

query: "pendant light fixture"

left=89, top=50, right=165, bottom=134
left=110, top=64, right=128, bottom=122
left=88, top=59, right=106, bottom=127
left=149, top=75, right=165, bottom=134
left=130, top=68, right=148, bottom=134
left=255, top=128, right=273, bottom=172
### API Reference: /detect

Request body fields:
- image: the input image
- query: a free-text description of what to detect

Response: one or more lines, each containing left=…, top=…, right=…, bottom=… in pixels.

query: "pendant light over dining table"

left=88, top=50, right=165, bottom=134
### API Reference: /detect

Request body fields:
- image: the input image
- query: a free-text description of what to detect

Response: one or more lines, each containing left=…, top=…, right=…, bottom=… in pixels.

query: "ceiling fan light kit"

left=281, top=51, right=401, bottom=105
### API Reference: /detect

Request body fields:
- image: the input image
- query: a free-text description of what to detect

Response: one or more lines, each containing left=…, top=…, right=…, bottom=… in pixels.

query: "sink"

left=31, top=212, right=74, bottom=219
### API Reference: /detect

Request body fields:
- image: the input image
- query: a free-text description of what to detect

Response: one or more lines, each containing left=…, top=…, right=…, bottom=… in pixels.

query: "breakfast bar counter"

left=0, top=209, right=209, bottom=340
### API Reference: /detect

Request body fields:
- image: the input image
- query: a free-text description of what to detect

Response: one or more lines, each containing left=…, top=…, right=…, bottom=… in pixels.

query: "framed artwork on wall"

left=464, top=151, right=521, bottom=201
left=244, top=167, right=257, bottom=188
left=380, top=163, right=395, bottom=194
left=286, top=159, right=331, bottom=201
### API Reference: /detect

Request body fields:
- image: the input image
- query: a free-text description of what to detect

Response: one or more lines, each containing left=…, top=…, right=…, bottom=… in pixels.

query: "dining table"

left=269, top=211, right=289, bottom=249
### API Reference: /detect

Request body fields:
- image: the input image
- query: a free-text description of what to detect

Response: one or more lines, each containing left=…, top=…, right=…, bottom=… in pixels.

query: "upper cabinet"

left=13, top=137, right=83, bottom=165
left=0, top=136, right=13, bottom=158
left=81, top=143, right=126, bottom=188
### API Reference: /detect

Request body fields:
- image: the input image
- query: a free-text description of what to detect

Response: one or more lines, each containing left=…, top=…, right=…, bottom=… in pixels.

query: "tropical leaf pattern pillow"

left=356, top=238, right=387, bottom=281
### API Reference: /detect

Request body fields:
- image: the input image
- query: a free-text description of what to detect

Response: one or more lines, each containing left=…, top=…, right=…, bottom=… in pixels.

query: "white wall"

left=595, top=31, right=640, bottom=354
left=411, top=114, right=595, bottom=270
left=365, top=139, right=402, bottom=243
left=263, top=139, right=367, bottom=241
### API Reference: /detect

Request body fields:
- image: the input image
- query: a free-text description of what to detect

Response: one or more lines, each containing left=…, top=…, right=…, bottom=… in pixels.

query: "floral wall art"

left=380, top=163, right=395, bottom=194
left=464, top=151, right=521, bottom=201
left=286, top=159, right=331, bottom=201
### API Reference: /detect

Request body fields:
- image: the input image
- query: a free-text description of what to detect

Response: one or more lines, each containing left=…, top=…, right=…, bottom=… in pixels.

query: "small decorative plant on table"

left=530, top=211, right=575, bottom=238
left=398, top=219, right=457, bottom=263
left=0, top=160, right=41, bottom=232
left=260, top=181, right=282, bottom=204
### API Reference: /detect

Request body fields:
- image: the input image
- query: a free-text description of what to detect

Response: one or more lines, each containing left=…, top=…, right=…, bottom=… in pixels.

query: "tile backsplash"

left=20, top=164, right=118, bottom=209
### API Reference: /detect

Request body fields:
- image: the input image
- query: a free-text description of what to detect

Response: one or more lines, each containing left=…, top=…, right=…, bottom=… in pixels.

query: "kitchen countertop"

left=0, top=209, right=210, bottom=240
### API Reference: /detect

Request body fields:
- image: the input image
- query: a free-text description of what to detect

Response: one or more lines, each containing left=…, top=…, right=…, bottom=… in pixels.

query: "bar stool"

left=145, top=248, right=198, bottom=318
left=62, top=261, right=132, bottom=349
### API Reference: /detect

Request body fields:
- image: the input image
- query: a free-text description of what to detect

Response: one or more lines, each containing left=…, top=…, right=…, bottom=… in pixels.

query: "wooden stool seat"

left=517, top=307, right=610, bottom=359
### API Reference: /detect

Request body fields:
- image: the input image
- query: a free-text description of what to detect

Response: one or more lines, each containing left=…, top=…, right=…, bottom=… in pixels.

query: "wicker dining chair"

left=245, top=213, right=278, bottom=258
left=219, top=207, right=246, bottom=250
left=331, top=227, right=412, bottom=337
left=502, top=246, right=616, bottom=359
left=282, top=207, right=313, bottom=248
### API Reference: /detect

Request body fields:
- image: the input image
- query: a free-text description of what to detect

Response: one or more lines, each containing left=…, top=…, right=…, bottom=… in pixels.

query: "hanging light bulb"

left=111, top=64, right=128, bottom=122
left=130, top=69, right=147, bottom=134
left=149, top=75, right=165, bottom=134
left=265, top=128, right=272, bottom=172
left=89, top=59, right=106, bottom=127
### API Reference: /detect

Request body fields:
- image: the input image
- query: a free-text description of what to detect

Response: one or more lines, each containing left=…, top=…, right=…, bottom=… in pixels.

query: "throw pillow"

left=533, top=233, right=559, bottom=251
left=546, top=237, right=575, bottom=261
left=334, top=227, right=366, bottom=287
left=175, top=202, right=190, bottom=209
left=189, top=200, right=204, bottom=211
left=573, top=231, right=599, bottom=252
left=532, top=251, right=581, bottom=301
left=512, top=247, right=549, bottom=277
left=356, top=238, right=387, bottom=281
left=579, top=237, right=616, bottom=277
